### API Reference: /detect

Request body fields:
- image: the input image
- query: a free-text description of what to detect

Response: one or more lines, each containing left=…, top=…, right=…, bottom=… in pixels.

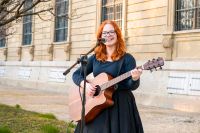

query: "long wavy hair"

left=94, top=20, right=126, bottom=62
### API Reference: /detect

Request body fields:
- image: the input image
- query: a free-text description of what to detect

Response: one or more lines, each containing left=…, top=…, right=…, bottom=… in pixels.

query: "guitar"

left=69, top=57, right=164, bottom=123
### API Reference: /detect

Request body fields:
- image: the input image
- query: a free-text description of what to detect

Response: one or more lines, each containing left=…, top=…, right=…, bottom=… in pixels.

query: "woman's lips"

left=106, top=38, right=114, bottom=42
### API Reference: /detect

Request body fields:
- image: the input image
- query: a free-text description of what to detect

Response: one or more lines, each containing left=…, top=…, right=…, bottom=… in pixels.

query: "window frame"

left=98, top=0, right=127, bottom=38
left=0, top=36, right=6, bottom=48
left=22, top=0, right=33, bottom=45
left=101, top=0, right=123, bottom=29
left=0, top=27, right=6, bottom=47
left=175, top=0, right=200, bottom=31
left=54, top=0, right=69, bottom=43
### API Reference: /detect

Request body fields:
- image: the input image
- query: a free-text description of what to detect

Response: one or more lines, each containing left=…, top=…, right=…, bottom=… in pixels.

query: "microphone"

left=97, top=38, right=106, bottom=45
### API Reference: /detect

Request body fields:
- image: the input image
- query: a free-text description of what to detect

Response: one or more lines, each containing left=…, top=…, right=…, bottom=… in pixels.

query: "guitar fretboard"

left=100, top=66, right=143, bottom=90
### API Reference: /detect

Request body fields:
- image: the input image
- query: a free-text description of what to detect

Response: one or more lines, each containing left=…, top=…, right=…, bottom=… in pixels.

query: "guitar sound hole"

left=94, top=85, right=101, bottom=96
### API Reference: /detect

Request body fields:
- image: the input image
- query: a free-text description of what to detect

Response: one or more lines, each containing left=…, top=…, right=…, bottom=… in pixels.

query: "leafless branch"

left=0, top=0, right=83, bottom=37
left=0, top=23, right=15, bottom=37
left=0, top=0, right=53, bottom=27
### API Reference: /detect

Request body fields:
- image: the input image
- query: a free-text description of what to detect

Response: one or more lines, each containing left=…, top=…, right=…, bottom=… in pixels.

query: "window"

left=0, top=27, right=6, bottom=47
left=22, top=0, right=33, bottom=45
left=101, top=0, right=123, bottom=28
left=175, top=0, right=200, bottom=31
left=54, top=0, right=69, bottom=42
left=0, top=8, right=6, bottom=47
left=0, top=36, right=6, bottom=47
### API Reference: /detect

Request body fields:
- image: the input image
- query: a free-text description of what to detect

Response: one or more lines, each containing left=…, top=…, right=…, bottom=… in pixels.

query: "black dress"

left=72, top=53, right=144, bottom=133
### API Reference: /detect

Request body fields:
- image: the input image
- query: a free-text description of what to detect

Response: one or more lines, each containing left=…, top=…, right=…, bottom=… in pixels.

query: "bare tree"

left=0, top=0, right=55, bottom=38
left=0, top=0, right=81, bottom=37
left=0, top=0, right=53, bottom=27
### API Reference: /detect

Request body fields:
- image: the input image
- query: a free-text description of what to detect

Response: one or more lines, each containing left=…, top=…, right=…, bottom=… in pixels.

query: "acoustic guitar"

left=69, top=57, right=164, bottom=123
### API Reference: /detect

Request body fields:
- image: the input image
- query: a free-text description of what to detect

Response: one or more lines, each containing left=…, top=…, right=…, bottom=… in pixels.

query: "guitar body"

left=69, top=73, right=114, bottom=123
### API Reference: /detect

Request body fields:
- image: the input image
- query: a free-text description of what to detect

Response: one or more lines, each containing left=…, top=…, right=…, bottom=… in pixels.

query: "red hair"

left=94, top=20, right=126, bottom=62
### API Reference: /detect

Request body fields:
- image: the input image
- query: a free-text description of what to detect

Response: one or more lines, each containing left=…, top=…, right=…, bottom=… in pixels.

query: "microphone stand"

left=63, top=42, right=100, bottom=133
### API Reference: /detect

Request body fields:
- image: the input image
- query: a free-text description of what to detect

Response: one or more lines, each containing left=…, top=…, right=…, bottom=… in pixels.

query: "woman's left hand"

left=131, top=68, right=143, bottom=81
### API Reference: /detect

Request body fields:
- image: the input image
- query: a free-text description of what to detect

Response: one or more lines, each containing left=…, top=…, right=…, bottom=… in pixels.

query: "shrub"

left=15, top=104, right=21, bottom=109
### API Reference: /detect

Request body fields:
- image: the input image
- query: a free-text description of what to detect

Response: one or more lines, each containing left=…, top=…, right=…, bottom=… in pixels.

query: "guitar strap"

left=114, top=54, right=125, bottom=89
left=117, top=54, right=125, bottom=76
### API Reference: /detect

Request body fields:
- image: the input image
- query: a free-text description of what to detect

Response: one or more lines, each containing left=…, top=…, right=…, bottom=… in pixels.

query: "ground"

left=0, top=85, right=199, bottom=133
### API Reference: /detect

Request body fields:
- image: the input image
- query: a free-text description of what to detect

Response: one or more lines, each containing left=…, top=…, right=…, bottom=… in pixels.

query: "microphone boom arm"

left=63, top=39, right=103, bottom=75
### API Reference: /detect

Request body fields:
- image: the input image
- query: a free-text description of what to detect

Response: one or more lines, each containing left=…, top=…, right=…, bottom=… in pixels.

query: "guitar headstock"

left=142, top=57, right=164, bottom=72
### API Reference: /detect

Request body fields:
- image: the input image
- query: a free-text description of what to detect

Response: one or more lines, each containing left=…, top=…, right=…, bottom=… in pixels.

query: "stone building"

left=0, top=0, right=200, bottom=115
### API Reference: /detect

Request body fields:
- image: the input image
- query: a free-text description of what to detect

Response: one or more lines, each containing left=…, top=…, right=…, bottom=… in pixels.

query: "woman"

left=72, top=20, right=143, bottom=133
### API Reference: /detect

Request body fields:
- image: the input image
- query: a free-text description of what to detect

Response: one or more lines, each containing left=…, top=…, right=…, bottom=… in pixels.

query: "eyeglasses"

left=102, top=30, right=116, bottom=37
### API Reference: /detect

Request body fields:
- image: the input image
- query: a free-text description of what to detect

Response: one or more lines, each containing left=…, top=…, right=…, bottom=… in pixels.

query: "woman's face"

left=101, top=24, right=117, bottom=46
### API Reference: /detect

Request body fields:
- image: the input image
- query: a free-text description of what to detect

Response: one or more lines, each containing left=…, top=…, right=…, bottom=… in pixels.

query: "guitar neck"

left=100, top=66, right=143, bottom=90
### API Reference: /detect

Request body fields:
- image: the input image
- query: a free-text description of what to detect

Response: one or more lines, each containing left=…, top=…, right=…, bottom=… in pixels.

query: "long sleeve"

left=72, top=55, right=95, bottom=86
left=118, top=53, right=140, bottom=90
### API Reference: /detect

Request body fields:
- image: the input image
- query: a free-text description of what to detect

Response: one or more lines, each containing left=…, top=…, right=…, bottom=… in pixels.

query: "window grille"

left=22, top=0, right=33, bottom=45
left=54, top=0, right=69, bottom=42
left=101, top=0, right=123, bottom=28
left=175, top=0, right=200, bottom=31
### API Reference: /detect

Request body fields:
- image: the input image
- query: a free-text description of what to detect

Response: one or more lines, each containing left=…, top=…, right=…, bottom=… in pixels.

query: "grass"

left=0, top=104, right=76, bottom=133
left=40, top=124, right=60, bottom=133
left=38, top=113, right=57, bottom=119
left=0, top=126, right=11, bottom=133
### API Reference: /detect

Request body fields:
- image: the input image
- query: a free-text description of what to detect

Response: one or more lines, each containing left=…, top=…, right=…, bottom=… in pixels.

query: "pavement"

left=0, top=85, right=200, bottom=133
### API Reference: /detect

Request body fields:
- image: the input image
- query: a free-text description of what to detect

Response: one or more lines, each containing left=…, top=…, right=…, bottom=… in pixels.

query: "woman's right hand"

left=86, top=83, right=97, bottom=96
left=80, top=81, right=96, bottom=96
